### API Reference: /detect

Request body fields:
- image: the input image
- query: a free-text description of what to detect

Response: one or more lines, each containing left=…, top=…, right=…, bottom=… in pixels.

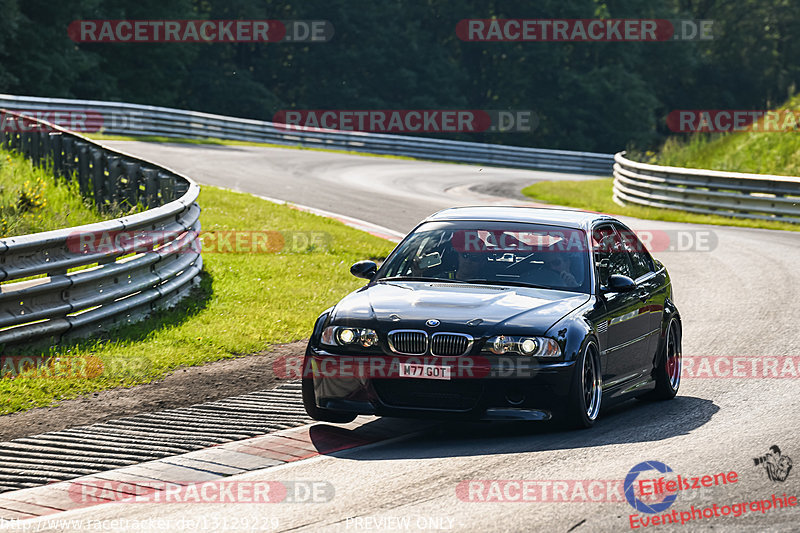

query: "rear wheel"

left=562, top=340, right=602, bottom=429
left=301, top=345, right=357, bottom=423
left=641, top=318, right=681, bottom=401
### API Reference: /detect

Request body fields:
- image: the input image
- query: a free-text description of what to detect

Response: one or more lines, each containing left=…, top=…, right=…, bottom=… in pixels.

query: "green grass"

left=87, top=132, right=419, bottom=162
left=522, top=178, right=800, bottom=232
left=0, top=149, right=134, bottom=237
left=0, top=186, right=394, bottom=414
left=644, top=94, right=800, bottom=176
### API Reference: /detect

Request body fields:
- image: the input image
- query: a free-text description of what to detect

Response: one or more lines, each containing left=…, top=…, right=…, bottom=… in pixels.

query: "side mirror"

left=602, top=274, right=636, bottom=293
left=350, top=260, right=377, bottom=280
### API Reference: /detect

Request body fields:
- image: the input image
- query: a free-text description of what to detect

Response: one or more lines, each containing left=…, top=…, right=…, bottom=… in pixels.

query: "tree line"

left=0, top=0, right=797, bottom=153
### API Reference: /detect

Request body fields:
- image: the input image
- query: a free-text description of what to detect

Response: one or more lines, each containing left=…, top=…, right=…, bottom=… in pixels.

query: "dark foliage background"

left=1, top=0, right=797, bottom=152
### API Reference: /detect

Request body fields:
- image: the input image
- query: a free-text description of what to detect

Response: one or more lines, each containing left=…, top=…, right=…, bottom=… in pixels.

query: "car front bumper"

left=307, top=347, right=577, bottom=421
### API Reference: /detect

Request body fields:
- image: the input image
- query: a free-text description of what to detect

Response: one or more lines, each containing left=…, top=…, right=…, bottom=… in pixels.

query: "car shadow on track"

left=309, top=395, right=718, bottom=461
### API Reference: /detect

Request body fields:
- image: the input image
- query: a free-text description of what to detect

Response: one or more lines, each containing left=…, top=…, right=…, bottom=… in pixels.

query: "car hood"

left=329, top=281, right=590, bottom=335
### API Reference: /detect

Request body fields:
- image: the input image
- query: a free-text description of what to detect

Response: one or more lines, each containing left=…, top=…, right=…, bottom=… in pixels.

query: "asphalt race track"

left=103, top=141, right=596, bottom=232
left=8, top=141, right=799, bottom=532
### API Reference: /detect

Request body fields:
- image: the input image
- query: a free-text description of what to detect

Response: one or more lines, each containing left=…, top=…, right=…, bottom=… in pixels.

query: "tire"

left=301, top=345, right=357, bottom=423
left=640, top=318, right=681, bottom=401
left=561, top=340, right=602, bottom=429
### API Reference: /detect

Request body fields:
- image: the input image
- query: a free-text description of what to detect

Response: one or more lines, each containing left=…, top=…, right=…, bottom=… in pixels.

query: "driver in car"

left=455, top=251, right=483, bottom=280
left=539, top=253, right=579, bottom=287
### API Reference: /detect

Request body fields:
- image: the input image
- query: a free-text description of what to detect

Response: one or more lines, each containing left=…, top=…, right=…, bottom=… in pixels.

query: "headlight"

left=338, top=328, right=355, bottom=344
left=321, top=326, right=379, bottom=348
left=483, top=335, right=561, bottom=357
left=520, top=338, right=538, bottom=355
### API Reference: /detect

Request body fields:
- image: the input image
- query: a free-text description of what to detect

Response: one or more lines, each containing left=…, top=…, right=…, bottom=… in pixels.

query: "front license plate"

left=399, top=363, right=452, bottom=380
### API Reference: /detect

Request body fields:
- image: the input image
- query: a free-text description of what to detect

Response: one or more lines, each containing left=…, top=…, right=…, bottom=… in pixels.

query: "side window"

left=616, top=226, right=654, bottom=280
left=591, top=225, right=632, bottom=286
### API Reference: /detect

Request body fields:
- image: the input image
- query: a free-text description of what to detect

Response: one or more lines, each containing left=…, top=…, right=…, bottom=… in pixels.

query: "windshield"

left=377, top=221, right=591, bottom=293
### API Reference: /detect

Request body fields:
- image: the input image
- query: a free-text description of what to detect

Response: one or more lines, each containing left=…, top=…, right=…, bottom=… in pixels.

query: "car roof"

left=425, top=206, right=616, bottom=231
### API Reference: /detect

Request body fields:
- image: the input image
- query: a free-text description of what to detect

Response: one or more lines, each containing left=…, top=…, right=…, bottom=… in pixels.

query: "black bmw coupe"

left=302, top=207, right=682, bottom=428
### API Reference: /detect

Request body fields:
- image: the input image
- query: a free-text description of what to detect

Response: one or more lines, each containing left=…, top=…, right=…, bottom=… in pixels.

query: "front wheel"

left=641, top=318, right=681, bottom=401
left=562, top=340, right=602, bottom=429
left=301, top=345, right=357, bottom=423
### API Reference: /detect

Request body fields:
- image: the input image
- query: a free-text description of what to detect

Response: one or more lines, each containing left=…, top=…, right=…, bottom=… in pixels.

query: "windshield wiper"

left=464, top=279, right=550, bottom=290
left=377, top=276, right=467, bottom=284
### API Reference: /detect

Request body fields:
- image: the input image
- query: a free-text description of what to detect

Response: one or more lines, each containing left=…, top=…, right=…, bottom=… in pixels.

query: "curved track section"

left=5, top=141, right=799, bottom=532
left=101, top=141, right=592, bottom=231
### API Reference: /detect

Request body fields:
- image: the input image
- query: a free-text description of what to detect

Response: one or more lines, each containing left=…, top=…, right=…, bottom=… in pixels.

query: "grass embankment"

left=1, top=181, right=394, bottom=415
left=523, top=95, right=800, bottom=232
left=652, top=93, right=800, bottom=175
left=0, top=149, right=133, bottom=237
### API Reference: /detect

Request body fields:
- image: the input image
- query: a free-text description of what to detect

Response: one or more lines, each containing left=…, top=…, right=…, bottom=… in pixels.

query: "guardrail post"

left=30, top=129, right=41, bottom=166
left=75, top=141, right=91, bottom=196
left=40, top=128, right=51, bottom=168
left=141, top=168, right=160, bottom=208
left=37, top=129, right=46, bottom=166
left=174, top=179, right=189, bottom=198
left=21, top=131, right=31, bottom=158
left=90, top=147, right=105, bottom=206
left=61, top=137, right=74, bottom=180
left=49, top=132, right=63, bottom=177
left=106, top=155, right=123, bottom=209
left=9, top=130, right=20, bottom=152
left=159, top=172, right=175, bottom=202
left=0, top=111, right=6, bottom=149
left=122, top=161, right=140, bottom=208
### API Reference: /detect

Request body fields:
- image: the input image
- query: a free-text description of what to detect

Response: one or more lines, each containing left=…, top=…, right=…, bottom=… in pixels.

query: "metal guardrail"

left=0, top=109, right=202, bottom=349
left=613, top=152, right=800, bottom=224
left=0, top=94, right=614, bottom=175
